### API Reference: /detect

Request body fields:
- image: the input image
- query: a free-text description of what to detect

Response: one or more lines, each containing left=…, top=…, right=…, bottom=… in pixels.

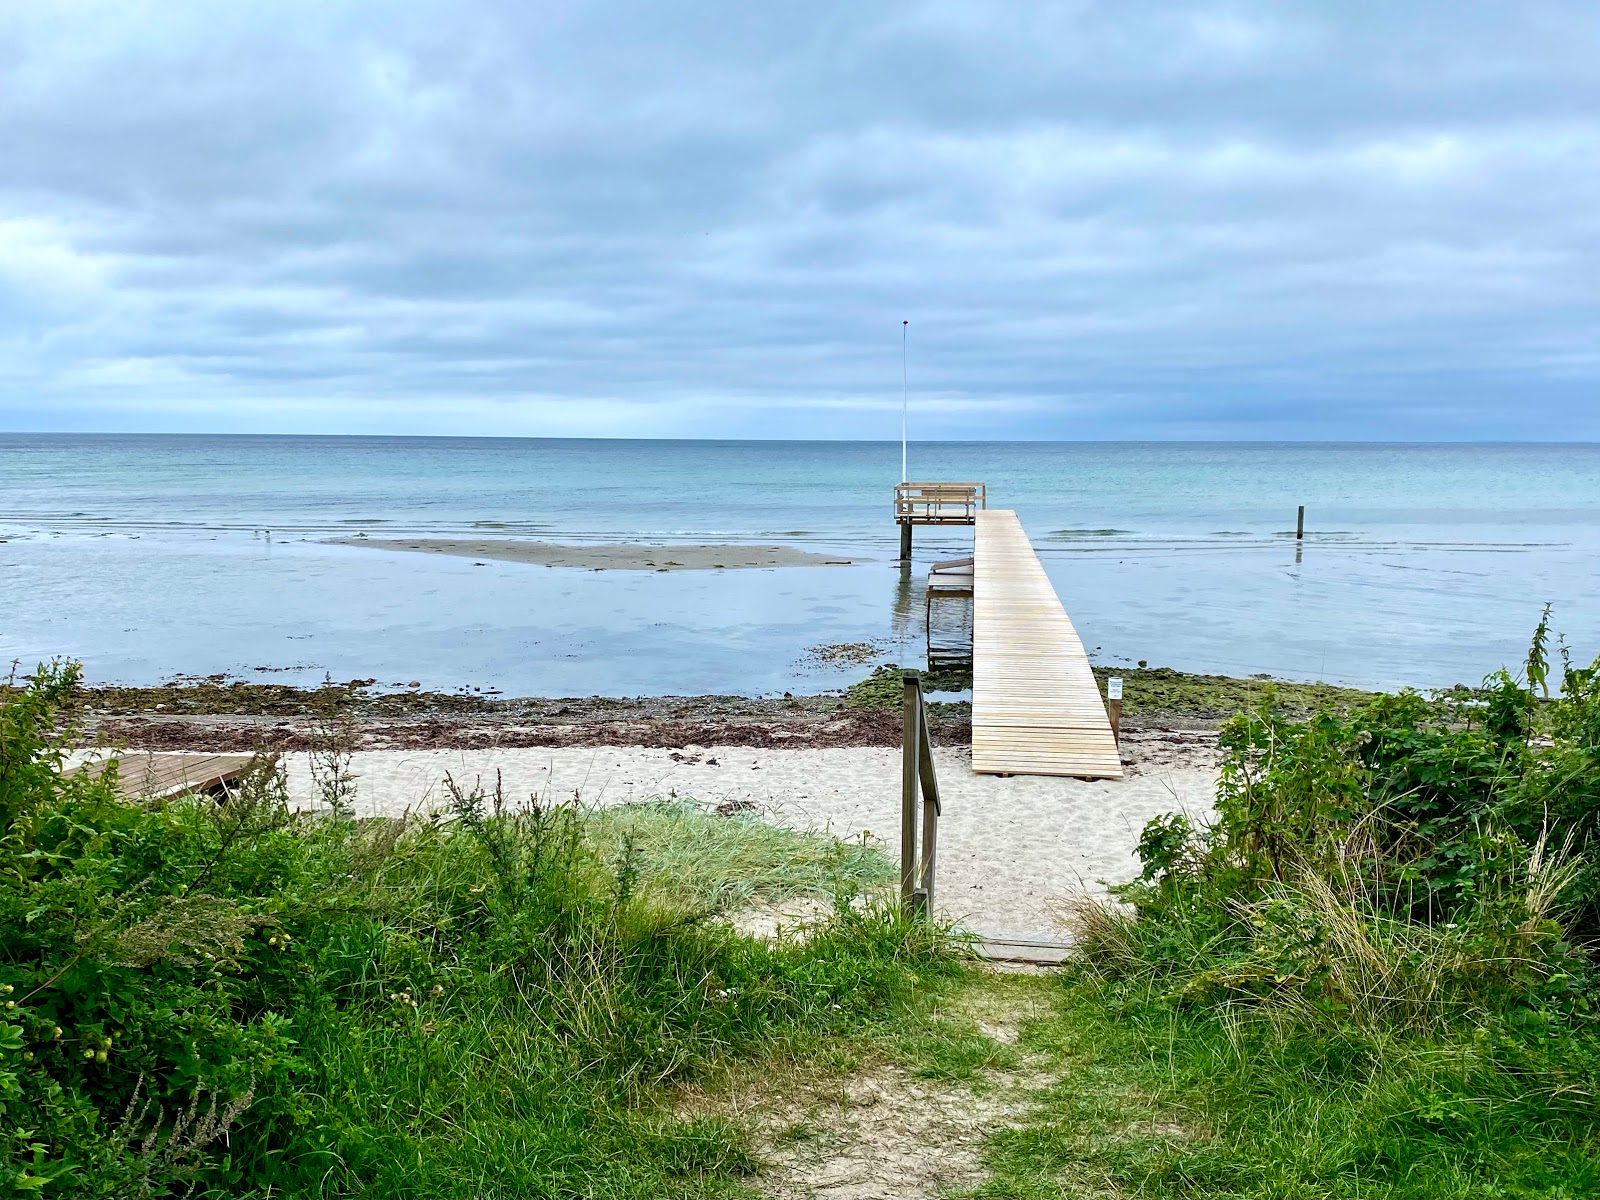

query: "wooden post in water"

left=1296, top=505, right=1305, bottom=540
left=1106, top=676, right=1123, bottom=745
left=899, top=522, right=913, bottom=563
left=900, top=669, right=920, bottom=908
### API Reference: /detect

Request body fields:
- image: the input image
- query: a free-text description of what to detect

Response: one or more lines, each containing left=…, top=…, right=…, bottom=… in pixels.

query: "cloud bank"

left=2, top=1, right=1598, bottom=438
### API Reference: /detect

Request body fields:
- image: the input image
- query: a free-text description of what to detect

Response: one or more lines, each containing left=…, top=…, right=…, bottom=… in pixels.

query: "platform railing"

left=894, top=482, right=986, bottom=525
left=900, top=669, right=941, bottom=916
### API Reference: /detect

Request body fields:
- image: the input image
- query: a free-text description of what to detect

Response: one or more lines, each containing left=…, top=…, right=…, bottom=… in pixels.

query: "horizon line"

left=5, top=430, right=1600, bottom=448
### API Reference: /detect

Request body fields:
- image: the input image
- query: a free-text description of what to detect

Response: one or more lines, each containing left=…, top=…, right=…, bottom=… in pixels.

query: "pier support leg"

left=899, top=522, right=913, bottom=563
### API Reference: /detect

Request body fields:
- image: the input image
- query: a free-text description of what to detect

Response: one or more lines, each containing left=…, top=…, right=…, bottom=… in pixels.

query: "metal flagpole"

left=901, top=320, right=908, bottom=483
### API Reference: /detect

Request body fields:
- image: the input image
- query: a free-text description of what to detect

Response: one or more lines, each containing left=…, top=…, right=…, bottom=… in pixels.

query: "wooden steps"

left=972, top=510, right=1124, bottom=779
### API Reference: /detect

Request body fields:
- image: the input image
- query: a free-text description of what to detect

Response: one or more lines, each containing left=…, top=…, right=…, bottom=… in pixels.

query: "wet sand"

left=330, top=537, right=862, bottom=570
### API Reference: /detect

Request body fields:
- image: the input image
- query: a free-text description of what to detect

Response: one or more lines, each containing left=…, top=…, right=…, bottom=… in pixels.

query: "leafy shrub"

left=0, top=663, right=951, bottom=1198
left=1055, top=619, right=1600, bottom=1195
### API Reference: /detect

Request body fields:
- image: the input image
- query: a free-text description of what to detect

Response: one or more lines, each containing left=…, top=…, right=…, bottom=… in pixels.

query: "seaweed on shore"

left=53, top=678, right=496, bottom=718
left=33, top=663, right=1375, bottom=729
left=1089, top=666, right=1372, bottom=719
left=843, top=662, right=1372, bottom=720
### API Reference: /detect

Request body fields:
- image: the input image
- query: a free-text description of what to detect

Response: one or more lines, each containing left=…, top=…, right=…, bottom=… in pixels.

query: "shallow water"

left=2, top=435, right=1597, bottom=694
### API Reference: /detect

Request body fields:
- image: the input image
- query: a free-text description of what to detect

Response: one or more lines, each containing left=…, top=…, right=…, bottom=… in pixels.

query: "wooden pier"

left=971, top=510, right=1123, bottom=779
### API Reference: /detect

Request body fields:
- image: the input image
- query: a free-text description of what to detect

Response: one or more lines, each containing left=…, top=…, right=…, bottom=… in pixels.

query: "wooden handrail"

left=900, top=669, right=941, bottom=916
left=894, top=482, right=986, bottom=526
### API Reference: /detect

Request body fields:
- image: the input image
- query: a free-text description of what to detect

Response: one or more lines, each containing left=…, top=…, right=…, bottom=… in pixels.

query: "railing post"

left=916, top=712, right=941, bottom=918
left=900, top=669, right=921, bottom=909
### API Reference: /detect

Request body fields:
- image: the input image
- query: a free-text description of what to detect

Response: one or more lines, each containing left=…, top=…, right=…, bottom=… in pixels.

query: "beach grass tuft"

left=586, top=799, right=893, bottom=912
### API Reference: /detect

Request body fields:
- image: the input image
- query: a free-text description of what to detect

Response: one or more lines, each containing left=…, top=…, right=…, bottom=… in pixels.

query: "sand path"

left=283, top=742, right=1216, bottom=940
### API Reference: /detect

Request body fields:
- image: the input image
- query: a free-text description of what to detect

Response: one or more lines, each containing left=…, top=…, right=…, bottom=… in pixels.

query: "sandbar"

left=331, top=537, right=860, bottom=570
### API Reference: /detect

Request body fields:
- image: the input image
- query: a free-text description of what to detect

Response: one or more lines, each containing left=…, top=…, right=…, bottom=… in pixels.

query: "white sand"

left=282, top=745, right=1216, bottom=940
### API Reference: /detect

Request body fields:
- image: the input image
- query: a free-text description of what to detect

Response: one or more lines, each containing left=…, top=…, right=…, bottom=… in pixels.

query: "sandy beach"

left=277, top=733, right=1218, bottom=941
left=330, top=537, right=863, bottom=570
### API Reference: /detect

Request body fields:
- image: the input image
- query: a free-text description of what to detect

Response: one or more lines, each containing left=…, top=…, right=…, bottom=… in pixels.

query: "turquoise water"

left=2, top=434, right=1597, bottom=694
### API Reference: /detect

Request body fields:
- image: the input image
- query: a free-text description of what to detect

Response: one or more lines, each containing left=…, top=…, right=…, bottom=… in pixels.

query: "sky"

left=1, top=1, right=1598, bottom=440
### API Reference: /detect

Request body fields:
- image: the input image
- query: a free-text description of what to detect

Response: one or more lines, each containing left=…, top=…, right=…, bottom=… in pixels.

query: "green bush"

left=1055, top=618, right=1600, bottom=1195
left=0, top=663, right=951, bottom=1198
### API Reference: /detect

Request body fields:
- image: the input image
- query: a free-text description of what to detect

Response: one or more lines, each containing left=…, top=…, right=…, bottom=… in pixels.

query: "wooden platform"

left=894, top=481, right=986, bottom=525
left=972, top=510, right=1124, bottom=779
left=69, top=752, right=256, bottom=800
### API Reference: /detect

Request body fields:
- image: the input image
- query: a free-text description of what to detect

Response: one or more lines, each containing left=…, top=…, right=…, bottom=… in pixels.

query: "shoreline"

left=63, top=666, right=1379, bottom=759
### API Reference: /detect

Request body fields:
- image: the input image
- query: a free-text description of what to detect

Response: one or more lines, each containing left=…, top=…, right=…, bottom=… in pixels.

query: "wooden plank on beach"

left=69, top=752, right=256, bottom=801
left=967, top=937, right=1075, bottom=965
left=972, top=510, right=1123, bottom=779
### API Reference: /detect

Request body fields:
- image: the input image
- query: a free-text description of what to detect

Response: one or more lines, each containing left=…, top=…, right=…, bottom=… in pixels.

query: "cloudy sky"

left=2, top=1, right=1598, bottom=439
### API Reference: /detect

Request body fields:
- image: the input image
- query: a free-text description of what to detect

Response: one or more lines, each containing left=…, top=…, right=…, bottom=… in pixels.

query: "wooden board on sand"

left=69, top=752, right=256, bottom=801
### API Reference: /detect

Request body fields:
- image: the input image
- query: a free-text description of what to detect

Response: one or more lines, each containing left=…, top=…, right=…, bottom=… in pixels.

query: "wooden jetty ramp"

left=972, top=510, right=1124, bottom=779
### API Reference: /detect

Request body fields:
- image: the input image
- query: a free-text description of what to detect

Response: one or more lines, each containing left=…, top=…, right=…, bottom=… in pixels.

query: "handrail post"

left=916, top=712, right=940, bottom=918
left=900, top=669, right=921, bottom=909
left=899, top=668, right=941, bottom=920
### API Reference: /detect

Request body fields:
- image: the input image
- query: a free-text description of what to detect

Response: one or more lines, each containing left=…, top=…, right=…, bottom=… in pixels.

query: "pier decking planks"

left=972, top=510, right=1124, bottom=779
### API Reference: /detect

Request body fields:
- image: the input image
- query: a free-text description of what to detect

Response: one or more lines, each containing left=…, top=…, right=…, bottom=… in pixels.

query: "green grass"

left=965, top=971, right=1600, bottom=1199
left=585, top=800, right=893, bottom=911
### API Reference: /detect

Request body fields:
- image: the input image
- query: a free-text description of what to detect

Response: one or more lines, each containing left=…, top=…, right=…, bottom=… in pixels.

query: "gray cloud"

left=2, top=0, right=1598, bottom=437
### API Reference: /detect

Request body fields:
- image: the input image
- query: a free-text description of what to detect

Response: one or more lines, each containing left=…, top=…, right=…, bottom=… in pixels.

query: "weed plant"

left=0, top=663, right=952, bottom=1198
left=1035, top=614, right=1600, bottom=1197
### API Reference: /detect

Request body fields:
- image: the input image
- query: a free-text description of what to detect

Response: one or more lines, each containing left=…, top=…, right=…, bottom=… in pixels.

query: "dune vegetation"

left=0, top=663, right=949, bottom=1198
left=974, top=614, right=1600, bottom=1197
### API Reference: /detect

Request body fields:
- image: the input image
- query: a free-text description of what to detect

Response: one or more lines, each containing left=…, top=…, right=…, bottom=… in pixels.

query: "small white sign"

left=1107, top=677, right=1123, bottom=700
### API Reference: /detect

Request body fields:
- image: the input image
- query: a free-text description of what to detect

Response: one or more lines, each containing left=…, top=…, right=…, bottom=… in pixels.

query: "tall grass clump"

left=0, top=662, right=953, bottom=1198
left=1056, top=613, right=1600, bottom=1196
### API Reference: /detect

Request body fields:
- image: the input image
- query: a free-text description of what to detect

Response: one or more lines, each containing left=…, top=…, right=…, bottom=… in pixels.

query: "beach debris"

left=804, top=641, right=880, bottom=666
left=714, top=799, right=756, bottom=816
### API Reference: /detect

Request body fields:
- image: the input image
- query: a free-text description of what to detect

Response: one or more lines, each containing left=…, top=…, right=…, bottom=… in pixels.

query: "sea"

left=2, top=434, right=1597, bottom=697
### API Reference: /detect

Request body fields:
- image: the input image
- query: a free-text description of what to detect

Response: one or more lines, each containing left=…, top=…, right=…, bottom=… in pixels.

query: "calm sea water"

left=2, top=434, right=1597, bottom=695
